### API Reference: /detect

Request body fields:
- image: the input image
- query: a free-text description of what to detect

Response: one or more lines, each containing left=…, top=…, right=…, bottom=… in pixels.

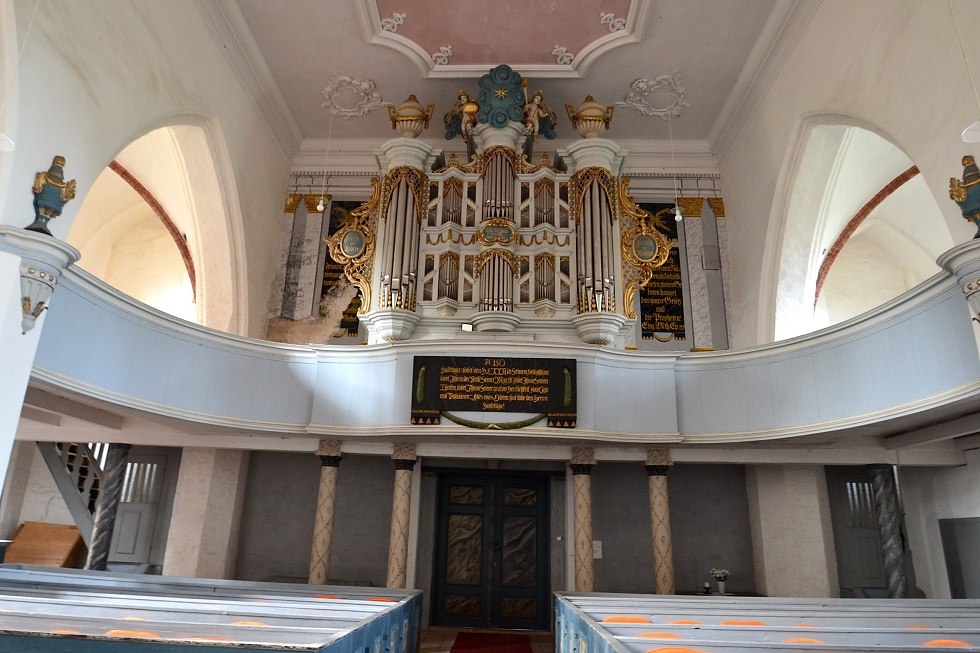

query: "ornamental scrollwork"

left=327, top=179, right=380, bottom=313
left=569, top=167, right=619, bottom=224
left=379, top=167, right=430, bottom=224
left=615, top=70, right=690, bottom=119
left=619, top=178, right=675, bottom=320
left=321, top=74, right=390, bottom=119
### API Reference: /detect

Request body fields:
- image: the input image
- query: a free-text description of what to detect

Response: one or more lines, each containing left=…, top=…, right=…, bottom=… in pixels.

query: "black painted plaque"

left=411, top=356, right=576, bottom=428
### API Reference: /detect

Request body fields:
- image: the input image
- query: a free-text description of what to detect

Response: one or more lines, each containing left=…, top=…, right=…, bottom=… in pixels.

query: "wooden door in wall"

left=826, top=467, right=887, bottom=595
left=432, top=472, right=550, bottom=630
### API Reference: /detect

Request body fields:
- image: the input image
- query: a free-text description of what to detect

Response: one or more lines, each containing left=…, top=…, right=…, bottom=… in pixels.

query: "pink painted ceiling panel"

left=375, top=0, right=633, bottom=65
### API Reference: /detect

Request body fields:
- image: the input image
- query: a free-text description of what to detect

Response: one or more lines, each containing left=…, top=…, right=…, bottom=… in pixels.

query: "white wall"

left=0, top=0, right=292, bottom=337
left=719, top=0, right=980, bottom=346
left=901, top=447, right=980, bottom=598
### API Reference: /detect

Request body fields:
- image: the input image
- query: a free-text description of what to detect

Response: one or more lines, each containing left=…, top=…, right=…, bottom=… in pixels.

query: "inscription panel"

left=411, top=356, right=575, bottom=427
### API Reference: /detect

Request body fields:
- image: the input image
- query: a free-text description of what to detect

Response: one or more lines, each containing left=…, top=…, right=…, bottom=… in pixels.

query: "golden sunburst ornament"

left=495, top=87, right=508, bottom=99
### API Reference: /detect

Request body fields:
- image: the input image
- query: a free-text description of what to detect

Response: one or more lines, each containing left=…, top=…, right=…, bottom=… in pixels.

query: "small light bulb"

left=316, top=198, right=325, bottom=212
left=674, top=206, right=683, bottom=222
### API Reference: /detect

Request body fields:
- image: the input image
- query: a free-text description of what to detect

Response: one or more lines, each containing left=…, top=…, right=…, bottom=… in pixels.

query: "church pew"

left=0, top=564, right=421, bottom=652
left=556, top=591, right=980, bottom=653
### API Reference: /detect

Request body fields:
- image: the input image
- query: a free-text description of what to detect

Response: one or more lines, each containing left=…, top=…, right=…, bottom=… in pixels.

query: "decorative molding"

left=354, top=0, right=649, bottom=79
left=432, top=45, right=453, bottom=65
left=552, top=44, right=574, bottom=65
left=380, top=12, right=405, bottom=32
left=600, top=12, right=626, bottom=32
left=321, top=74, right=390, bottom=118
left=616, top=70, right=690, bottom=119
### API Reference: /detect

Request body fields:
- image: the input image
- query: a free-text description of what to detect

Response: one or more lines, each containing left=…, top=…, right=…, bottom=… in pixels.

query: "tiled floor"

left=420, top=628, right=554, bottom=653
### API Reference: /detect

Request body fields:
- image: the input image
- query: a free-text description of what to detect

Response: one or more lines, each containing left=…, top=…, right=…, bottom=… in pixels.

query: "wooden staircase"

left=35, top=442, right=108, bottom=547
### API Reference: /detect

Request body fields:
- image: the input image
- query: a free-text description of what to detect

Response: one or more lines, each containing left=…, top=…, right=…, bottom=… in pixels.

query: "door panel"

left=432, top=472, right=550, bottom=630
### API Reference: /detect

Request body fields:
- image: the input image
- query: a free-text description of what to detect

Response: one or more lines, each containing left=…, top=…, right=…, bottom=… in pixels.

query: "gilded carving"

left=472, top=249, right=523, bottom=278
left=619, top=178, right=675, bottom=319
left=707, top=196, right=726, bottom=218
left=676, top=196, right=703, bottom=218
left=569, top=167, right=619, bottom=225
left=327, top=179, right=379, bottom=313
left=380, top=167, right=430, bottom=224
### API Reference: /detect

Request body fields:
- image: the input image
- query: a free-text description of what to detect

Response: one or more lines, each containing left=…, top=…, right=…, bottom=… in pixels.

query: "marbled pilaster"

left=387, top=444, right=417, bottom=588
left=570, top=446, right=595, bottom=592
left=309, top=439, right=342, bottom=585
left=646, top=448, right=675, bottom=594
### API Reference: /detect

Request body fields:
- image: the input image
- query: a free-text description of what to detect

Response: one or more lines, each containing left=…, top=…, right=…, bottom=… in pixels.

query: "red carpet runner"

left=450, top=632, right=533, bottom=653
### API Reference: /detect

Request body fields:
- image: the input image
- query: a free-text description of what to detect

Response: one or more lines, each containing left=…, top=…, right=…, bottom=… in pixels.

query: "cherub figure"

left=444, top=90, right=477, bottom=141
left=522, top=90, right=557, bottom=140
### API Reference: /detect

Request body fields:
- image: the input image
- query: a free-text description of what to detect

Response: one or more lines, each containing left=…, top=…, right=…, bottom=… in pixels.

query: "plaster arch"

left=67, top=117, right=247, bottom=335
left=765, top=113, right=952, bottom=342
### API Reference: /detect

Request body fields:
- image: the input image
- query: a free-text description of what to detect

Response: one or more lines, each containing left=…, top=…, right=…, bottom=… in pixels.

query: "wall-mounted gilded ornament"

left=950, top=155, right=980, bottom=239
left=478, top=220, right=517, bottom=246
left=327, top=180, right=379, bottom=312
left=619, top=179, right=674, bottom=320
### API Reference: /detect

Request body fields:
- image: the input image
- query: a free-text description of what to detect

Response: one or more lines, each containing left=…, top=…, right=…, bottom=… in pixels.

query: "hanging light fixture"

left=0, top=0, right=43, bottom=152
left=948, top=0, right=980, bottom=143
left=668, top=112, right=683, bottom=221
left=316, top=110, right=336, bottom=212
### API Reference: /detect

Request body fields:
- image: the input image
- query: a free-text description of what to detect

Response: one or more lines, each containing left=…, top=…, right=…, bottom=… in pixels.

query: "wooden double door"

left=431, top=472, right=551, bottom=630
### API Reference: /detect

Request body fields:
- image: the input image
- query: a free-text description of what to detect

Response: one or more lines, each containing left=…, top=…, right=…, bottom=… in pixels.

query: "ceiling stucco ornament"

left=432, top=46, right=453, bottom=65
left=380, top=12, right=405, bottom=32
left=599, top=12, right=626, bottom=32
left=320, top=74, right=391, bottom=118
left=615, top=70, right=690, bottom=119
left=552, top=45, right=574, bottom=65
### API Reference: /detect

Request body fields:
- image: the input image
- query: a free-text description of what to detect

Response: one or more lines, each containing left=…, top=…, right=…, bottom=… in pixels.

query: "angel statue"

left=522, top=90, right=557, bottom=140
left=444, top=90, right=478, bottom=141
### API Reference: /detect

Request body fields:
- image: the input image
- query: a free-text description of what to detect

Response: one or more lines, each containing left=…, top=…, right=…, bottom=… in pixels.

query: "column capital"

left=646, top=447, right=673, bottom=467
left=392, top=443, right=416, bottom=462
left=316, top=439, right=342, bottom=457
left=570, top=446, right=595, bottom=466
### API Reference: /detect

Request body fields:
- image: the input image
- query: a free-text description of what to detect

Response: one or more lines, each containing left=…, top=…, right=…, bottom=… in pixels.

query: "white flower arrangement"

left=710, top=568, right=730, bottom=582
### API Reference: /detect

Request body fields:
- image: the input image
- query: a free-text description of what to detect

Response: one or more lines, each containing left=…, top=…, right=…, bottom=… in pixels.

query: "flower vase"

left=716, top=580, right=726, bottom=595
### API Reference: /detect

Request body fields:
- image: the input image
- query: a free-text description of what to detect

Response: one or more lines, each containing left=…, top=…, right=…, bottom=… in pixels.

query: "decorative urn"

left=388, top=95, right=434, bottom=139
left=950, top=155, right=980, bottom=238
left=565, top=96, right=614, bottom=138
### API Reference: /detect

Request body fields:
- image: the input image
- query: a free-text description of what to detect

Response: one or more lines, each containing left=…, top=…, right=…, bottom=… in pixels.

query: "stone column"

left=85, top=443, right=132, bottom=571
left=387, top=443, right=417, bottom=588
left=868, top=464, right=907, bottom=598
left=570, top=446, right=595, bottom=592
left=308, top=439, right=342, bottom=585
left=646, top=448, right=675, bottom=594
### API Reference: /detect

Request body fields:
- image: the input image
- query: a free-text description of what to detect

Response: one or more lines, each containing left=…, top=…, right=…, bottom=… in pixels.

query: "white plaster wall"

left=720, top=0, right=980, bottom=346
left=746, top=464, right=838, bottom=597
left=0, top=0, right=291, bottom=337
left=13, top=442, right=73, bottom=528
left=900, top=447, right=980, bottom=599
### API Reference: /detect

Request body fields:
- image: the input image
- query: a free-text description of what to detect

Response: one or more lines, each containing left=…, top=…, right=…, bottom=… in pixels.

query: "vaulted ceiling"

left=230, top=0, right=782, bottom=150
